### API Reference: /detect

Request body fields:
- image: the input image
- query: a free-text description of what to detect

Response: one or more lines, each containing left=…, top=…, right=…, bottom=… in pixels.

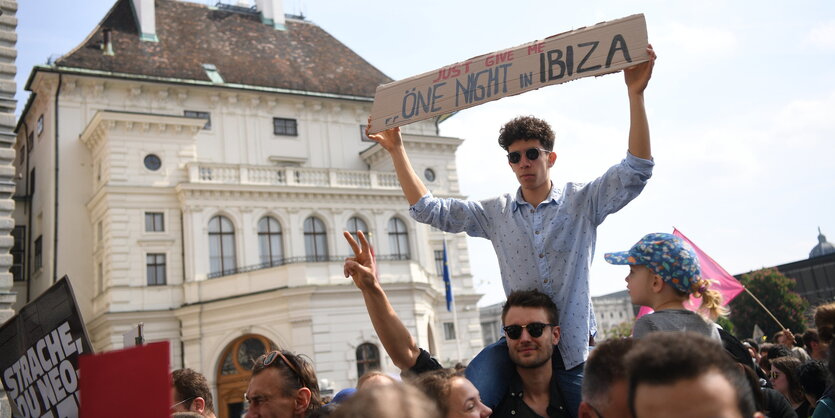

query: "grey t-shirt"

left=633, top=309, right=721, bottom=340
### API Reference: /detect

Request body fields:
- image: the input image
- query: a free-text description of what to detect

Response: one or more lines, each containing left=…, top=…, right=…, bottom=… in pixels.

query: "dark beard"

left=511, top=345, right=553, bottom=369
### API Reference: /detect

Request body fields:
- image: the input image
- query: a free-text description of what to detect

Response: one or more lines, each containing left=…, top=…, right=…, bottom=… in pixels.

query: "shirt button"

left=530, top=209, right=534, bottom=214
left=511, top=411, right=516, bottom=415
left=535, top=230, right=540, bottom=235
left=543, top=279, right=548, bottom=283
left=539, top=254, right=544, bottom=258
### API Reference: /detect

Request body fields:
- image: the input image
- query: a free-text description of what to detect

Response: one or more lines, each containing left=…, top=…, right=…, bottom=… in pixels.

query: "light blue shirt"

left=410, top=152, right=654, bottom=369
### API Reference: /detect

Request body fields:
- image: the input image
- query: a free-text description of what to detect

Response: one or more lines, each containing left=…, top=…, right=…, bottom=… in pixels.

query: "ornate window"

left=304, top=217, right=328, bottom=261
left=258, top=216, right=283, bottom=266
left=388, top=217, right=410, bottom=259
left=209, top=215, right=237, bottom=275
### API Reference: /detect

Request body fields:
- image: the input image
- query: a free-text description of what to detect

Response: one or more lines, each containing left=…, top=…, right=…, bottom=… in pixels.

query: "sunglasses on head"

left=503, top=322, right=554, bottom=339
left=258, top=350, right=304, bottom=385
left=506, top=147, right=550, bottom=164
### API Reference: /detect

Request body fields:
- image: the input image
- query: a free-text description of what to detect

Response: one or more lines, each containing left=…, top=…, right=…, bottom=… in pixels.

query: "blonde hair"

left=674, top=278, right=726, bottom=320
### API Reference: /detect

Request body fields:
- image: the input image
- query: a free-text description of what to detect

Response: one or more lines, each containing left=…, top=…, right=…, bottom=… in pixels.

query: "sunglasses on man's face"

left=506, top=147, right=550, bottom=164
left=503, top=322, right=554, bottom=339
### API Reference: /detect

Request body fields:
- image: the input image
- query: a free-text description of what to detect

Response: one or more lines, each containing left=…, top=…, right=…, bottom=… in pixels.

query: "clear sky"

left=16, top=1, right=835, bottom=307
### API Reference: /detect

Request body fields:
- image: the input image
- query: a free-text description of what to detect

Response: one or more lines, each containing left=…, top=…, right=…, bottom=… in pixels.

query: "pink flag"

left=635, top=229, right=745, bottom=319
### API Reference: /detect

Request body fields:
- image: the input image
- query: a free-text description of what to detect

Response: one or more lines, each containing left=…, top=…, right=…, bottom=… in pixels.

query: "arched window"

left=388, top=217, right=410, bottom=259
left=345, top=217, right=368, bottom=252
left=258, top=216, right=283, bottom=267
left=356, top=343, right=381, bottom=378
left=304, top=217, right=328, bottom=261
left=209, top=215, right=237, bottom=276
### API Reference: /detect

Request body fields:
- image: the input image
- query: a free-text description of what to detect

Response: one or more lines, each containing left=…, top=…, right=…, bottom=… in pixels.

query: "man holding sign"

left=366, top=44, right=656, bottom=416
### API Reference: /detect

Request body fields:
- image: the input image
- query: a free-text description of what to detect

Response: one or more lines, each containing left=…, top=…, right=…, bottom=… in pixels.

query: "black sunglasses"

left=506, top=147, right=549, bottom=164
left=503, top=322, right=555, bottom=339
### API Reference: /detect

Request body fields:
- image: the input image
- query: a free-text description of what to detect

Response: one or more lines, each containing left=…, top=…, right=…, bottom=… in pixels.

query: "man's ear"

left=294, top=387, right=312, bottom=415
left=191, top=397, right=206, bottom=413
left=547, top=150, right=557, bottom=167
left=552, top=325, right=561, bottom=345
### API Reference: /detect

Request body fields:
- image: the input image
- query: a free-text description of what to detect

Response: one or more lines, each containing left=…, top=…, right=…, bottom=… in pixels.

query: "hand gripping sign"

left=368, top=14, right=649, bottom=134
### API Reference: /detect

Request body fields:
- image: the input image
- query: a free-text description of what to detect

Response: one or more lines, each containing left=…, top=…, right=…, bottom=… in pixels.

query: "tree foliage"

left=603, top=320, right=635, bottom=340
left=728, top=268, right=809, bottom=340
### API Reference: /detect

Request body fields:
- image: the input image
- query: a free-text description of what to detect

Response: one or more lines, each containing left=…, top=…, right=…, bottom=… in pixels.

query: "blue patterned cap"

left=604, top=233, right=701, bottom=293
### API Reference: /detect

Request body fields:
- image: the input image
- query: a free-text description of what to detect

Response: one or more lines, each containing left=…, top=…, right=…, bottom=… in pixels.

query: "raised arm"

left=624, top=44, right=656, bottom=160
left=343, top=230, right=421, bottom=370
left=366, top=117, right=428, bottom=205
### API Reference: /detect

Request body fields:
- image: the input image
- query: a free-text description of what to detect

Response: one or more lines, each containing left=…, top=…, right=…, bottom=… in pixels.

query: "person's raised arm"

left=624, top=44, right=656, bottom=160
left=343, top=230, right=421, bottom=370
left=366, top=118, right=428, bottom=205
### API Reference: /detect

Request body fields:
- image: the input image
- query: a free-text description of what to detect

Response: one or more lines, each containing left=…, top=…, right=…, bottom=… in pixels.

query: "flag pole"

left=742, top=286, right=787, bottom=330
left=443, top=232, right=463, bottom=363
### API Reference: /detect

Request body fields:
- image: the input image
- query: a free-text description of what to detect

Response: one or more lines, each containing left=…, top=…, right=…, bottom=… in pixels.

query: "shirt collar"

left=511, top=183, right=561, bottom=212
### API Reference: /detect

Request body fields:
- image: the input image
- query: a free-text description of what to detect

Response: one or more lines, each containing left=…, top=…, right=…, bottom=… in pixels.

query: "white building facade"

left=591, top=290, right=635, bottom=339
left=12, top=1, right=483, bottom=415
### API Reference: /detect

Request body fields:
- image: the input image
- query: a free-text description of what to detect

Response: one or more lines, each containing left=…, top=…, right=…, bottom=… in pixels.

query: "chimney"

left=131, top=0, right=158, bottom=42
left=102, top=28, right=115, bottom=56
left=255, top=0, right=285, bottom=30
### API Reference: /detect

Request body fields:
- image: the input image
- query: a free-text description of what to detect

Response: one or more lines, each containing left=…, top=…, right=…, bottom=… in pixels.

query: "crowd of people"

left=163, top=44, right=833, bottom=418
left=167, top=228, right=835, bottom=418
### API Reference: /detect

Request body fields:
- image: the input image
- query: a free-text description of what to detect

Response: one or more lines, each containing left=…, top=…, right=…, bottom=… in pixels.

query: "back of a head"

left=501, top=289, right=559, bottom=325
left=172, top=413, right=206, bottom=418
left=357, top=370, right=399, bottom=390
left=172, top=368, right=214, bottom=412
left=802, top=329, right=820, bottom=348
left=814, top=302, right=835, bottom=343
left=797, top=360, right=829, bottom=401
left=766, top=344, right=791, bottom=361
left=624, top=332, right=757, bottom=418
left=582, top=338, right=634, bottom=408
left=331, top=383, right=441, bottom=418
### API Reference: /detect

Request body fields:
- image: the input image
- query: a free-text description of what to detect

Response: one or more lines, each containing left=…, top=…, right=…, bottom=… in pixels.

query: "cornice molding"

left=79, top=110, right=206, bottom=150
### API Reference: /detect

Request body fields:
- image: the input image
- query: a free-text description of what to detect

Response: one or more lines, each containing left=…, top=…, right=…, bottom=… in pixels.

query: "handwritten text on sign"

left=368, top=14, right=648, bottom=133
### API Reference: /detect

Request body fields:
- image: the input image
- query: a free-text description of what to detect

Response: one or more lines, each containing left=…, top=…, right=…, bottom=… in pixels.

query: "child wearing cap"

left=604, top=232, right=724, bottom=339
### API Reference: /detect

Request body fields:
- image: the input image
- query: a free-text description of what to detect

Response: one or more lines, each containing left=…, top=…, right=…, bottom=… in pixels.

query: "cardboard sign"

left=79, top=342, right=170, bottom=418
left=368, top=14, right=648, bottom=133
left=0, top=276, right=93, bottom=418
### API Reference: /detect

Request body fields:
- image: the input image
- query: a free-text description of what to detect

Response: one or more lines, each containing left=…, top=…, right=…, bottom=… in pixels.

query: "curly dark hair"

left=497, top=116, right=555, bottom=151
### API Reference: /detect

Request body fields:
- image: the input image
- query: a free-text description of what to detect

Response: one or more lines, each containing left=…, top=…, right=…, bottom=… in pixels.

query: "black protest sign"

left=368, top=14, right=648, bottom=133
left=0, top=276, right=92, bottom=418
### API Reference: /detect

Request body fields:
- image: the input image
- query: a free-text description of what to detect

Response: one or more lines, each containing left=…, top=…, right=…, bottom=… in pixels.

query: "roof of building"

left=52, top=0, right=392, bottom=98
left=811, top=228, right=835, bottom=259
